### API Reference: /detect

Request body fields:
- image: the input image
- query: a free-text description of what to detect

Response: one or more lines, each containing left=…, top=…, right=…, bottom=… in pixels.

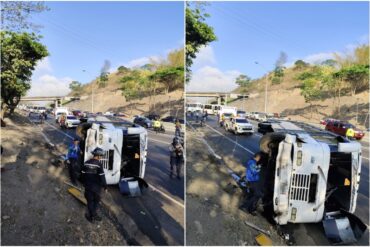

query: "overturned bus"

left=77, top=116, right=148, bottom=185
left=258, top=121, right=366, bottom=244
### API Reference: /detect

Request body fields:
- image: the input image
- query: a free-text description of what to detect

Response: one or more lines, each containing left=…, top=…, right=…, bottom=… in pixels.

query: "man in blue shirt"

left=66, top=138, right=82, bottom=185
left=241, top=152, right=262, bottom=215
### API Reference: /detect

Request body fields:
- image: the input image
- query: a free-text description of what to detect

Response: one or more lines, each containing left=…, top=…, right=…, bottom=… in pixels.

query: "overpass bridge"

left=185, top=92, right=248, bottom=105
left=20, top=96, right=80, bottom=107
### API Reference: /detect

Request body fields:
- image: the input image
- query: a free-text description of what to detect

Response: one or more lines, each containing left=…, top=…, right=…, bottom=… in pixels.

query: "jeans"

left=68, top=158, right=78, bottom=184
left=243, top=181, right=263, bottom=213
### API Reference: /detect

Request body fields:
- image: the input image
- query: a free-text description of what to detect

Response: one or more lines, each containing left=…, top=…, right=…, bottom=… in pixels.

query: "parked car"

left=146, top=114, right=160, bottom=120
left=114, top=112, right=129, bottom=119
left=161, top=116, right=183, bottom=123
left=325, top=121, right=365, bottom=140
left=258, top=119, right=282, bottom=134
left=133, top=116, right=152, bottom=128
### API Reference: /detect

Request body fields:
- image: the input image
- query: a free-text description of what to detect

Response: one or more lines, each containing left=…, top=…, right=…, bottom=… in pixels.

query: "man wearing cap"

left=81, top=147, right=107, bottom=223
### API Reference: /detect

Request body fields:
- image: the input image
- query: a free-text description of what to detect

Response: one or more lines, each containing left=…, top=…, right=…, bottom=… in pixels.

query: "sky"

left=28, top=1, right=184, bottom=97
left=188, top=1, right=369, bottom=92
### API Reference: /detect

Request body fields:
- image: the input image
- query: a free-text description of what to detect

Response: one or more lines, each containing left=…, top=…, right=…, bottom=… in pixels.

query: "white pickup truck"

left=224, top=117, right=254, bottom=135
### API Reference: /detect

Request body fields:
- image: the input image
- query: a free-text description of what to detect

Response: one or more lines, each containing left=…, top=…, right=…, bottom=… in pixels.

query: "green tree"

left=98, top=71, right=109, bottom=88
left=150, top=66, right=184, bottom=94
left=235, top=74, right=251, bottom=87
left=186, top=2, right=217, bottom=81
left=117, top=65, right=129, bottom=74
left=294, top=60, right=309, bottom=70
left=69, top=81, right=82, bottom=96
left=300, top=78, right=322, bottom=118
left=321, top=59, right=337, bottom=67
left=1, top=31, right=49, bottom=116
left=335, top=64, right=369, bottom=96
left=1, top=1, right=49, bottom=32
left=167, top=48, right=184, bottom=67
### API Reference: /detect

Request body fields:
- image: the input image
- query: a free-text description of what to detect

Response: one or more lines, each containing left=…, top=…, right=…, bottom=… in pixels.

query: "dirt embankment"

left=1, top=113, right=127, bottom=245
left=65, top=71, right=184, bottom=118
left=231, top=68, right=369, bottom=129
left=230, top=90, right=369, bottom=128
left=185, top=129, right=285, bottom=246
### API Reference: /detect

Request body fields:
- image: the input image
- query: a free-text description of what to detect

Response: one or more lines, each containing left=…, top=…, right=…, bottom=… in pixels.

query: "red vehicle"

left=325, top=121, right=365, bottom=140
left=320, top=118, right=337, bottom=126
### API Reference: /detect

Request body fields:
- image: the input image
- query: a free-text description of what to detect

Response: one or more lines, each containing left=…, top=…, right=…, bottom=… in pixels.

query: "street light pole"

left=82, top=69, right=94, bottom=113
left=255, top=61, right=268, bottom=113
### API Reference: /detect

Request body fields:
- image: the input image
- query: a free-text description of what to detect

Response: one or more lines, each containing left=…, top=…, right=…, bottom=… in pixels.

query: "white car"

left=63, top=115, right=80, bottom=128
left=224, top=117, right=254, bottom=134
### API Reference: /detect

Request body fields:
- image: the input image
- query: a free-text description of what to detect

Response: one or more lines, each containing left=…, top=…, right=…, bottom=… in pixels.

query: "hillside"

left=230, top=66, right=369, bottom=129
left=65, top=69, right=184, bottom=118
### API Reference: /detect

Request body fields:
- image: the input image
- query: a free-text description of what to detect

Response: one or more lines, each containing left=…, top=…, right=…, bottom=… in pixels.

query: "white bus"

left=186, top=102, right=203, bottom=113
left=203, top=104, right=222, bottom=115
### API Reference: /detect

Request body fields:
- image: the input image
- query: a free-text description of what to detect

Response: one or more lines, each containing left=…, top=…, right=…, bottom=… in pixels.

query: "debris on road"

left=244, top=220, right=271, bottom=236
left=67, top=187, right=87, bottom=205
left=255, top=233, right=273, bottom=246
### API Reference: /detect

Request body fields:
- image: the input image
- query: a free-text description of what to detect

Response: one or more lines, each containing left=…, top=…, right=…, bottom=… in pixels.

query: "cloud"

left=192, top=45, right=216, bottom=68
left=28, top=74, right=72, bottom=97
left=32, top=57, right=52, bottom=77
left=124, top=56, right=162, bottom=68
left=302, top=52, right=336, bottom=64
left=188, top=66, right=241, bottom=92
left=28, top=57, right=72, bottom=97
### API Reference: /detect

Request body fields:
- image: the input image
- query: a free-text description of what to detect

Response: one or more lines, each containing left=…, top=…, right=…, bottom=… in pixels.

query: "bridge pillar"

left=55, top=99, right=58, bottom=108
left=217, top=97, right=221, bottom=105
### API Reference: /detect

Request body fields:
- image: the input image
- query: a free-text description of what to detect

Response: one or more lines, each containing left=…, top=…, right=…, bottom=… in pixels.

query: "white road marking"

left=26, top=117, right=54, bottom=146
left=148, top=184, right=184, bottom=208
left=149, top=138, right=169, bottom=145
left=41, top=118, right=184, bottom=208
left=187, top=122, right=222, bottom=160
left=204, top=123, right=254, bottom=155
left=44, top=121, right=74, bottom=140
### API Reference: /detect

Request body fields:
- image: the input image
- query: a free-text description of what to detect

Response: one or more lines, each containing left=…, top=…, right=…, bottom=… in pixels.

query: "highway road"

left=187, top=114, right=369, bottom=245
left=27, top=112, right=184, bottom=246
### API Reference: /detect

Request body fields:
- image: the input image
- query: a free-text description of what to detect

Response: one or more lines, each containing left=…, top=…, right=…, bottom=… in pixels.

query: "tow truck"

left=224, top=117, right=254, bottom=135
left=256, top=120, right=366, bottom=244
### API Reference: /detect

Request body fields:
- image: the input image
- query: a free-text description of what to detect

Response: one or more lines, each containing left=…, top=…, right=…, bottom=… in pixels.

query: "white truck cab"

left=259, top=121, right=365, bottom=243
left=80, top=116, right=148, bottom=185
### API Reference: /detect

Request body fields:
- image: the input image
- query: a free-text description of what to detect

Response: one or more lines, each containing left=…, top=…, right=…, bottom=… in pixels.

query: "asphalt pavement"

left=27, top=112, right=184, bottom=246
left=187, top=114, right=369, bottom=245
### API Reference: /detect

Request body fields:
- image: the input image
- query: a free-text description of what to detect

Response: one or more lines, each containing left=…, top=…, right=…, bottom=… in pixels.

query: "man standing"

left=241, top=153, right=262, bottom=215
left=81, top=147, right=107, bottom=223
left=169, top=138, right=184, bottom=179
left=66, top=138, right=81, bottom=185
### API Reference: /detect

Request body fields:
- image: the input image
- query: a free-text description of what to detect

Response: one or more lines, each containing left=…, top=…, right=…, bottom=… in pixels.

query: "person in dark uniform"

left=169, top=138, right=184, bottom=179
left=81, top=147, right=107, bottom=223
